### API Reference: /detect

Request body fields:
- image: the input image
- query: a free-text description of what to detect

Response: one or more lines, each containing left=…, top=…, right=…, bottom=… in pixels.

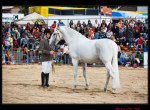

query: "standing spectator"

left=69, top=20, right=75, bottom=28
left=10, top=28, right=15, bottom=38
left=87, top=20, right=92, bottom=28
left=94, top=19, right=99, bottom=31
left=117, top=19, right=123, bottom=28
left=136, top=36, right=144, bottom=51
left=7, top=24, right=11, bottom=34
left=94, top=23, right=100, bottom=39
left=32, top=26, right=37, bottom=34
left=55, top=49, right=62, bottom=64
left=106, top=29, right=113, bottom=39
left=58, top=19, right=64, bottom=26
left=126, top=24, right=134, bottom=47
left=144, top=19, right=148, bottom=34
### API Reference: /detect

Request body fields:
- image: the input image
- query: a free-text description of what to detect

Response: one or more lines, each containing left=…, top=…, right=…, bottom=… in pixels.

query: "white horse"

left=49, top=26, right=120, bottom=94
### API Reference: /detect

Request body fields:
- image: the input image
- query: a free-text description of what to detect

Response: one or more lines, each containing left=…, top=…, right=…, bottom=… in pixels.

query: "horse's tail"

left=112, top=44, right=120, bottom=89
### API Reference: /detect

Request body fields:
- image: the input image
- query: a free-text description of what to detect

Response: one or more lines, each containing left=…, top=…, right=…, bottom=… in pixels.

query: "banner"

left=2, top=13, right=24, bottom=23
left=144, top=52, right=148, bottom=68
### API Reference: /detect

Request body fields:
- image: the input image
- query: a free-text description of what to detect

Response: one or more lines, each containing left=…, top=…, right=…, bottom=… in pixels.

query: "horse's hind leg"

left=82, top=63, right=89, bottom=90
left=72, top=58, right=78, bottom=90
left=104, top=71, right=110, bottom=92
left=104, top=62, right=116, bottom=94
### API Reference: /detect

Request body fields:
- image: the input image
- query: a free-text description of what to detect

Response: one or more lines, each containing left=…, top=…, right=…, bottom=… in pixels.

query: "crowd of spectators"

left=2, top=18, right=148, bottom=67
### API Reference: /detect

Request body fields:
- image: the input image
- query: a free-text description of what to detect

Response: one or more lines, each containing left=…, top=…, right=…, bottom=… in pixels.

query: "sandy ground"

left=2, top=64, right=148, bottom=104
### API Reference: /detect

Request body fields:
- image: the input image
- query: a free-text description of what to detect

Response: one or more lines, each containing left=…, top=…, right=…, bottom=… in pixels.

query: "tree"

left=19, top=6, right=30, bottom=16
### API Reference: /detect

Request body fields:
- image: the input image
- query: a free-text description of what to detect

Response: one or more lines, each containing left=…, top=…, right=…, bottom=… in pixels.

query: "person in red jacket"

left=133, top=24, right=139, bottom=32
left=51, top=21, right=56, bottom=32
left=136, top=36, right=143, bottom=51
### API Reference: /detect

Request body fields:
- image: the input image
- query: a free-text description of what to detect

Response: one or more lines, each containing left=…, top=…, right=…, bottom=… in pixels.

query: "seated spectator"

left=79, top=25, right=85, bottom=35
left=134, top=52, right=143, bottom=67
left=4, top=52, right=12, bottom=64
left=88, top=28, right=94, bottom=40
left=33, top=28, right=41, bottom=39
left=76, top=20, right=81, bottom=32
left=134, top=29, right=140, bottom=45
left=69, top=20, right=75, bottom=28
left=87, top=20, right=92, bottom=28
left=106, top=29, right=113, bottom=39
left=129, top=19, right=135, bottom=28
left=99, top=29, right=106, bottom=39
left=26, top=23, right=31, bottom=30
left=55, top=48, right=62, bottom=64
left=136, top=36, right=144, bottom=51
left=119, top=35, right=127, bottom=46
left=119, top=23, right=125, bottom=38
left=130, top=51, right=135, bottom=66
left=139, top=23, right=147, bottom=39
left=84, top=25, right=89, bottom=38
left=112, top=23, right=119, bottom=39
left=133, top=23, right=139, bottom=32
left=34, top=21, right=40, bottom=28
left=40, top=27, right=45, bottom=39
left=82, top=21, right=86, bottom=28
left=58, top=19, right=64, bottom=26
left=110, top=35, right=116, bottom=42
left=101, top=20, right=107, bottom=28
left=10, top=28, right=15, bottom=38
left=117, top=19, right=123, bottom=28
left=27, top=35, right=35, bottom=50
left=17, top=24, right=23, bottom=36
left=120, top=50, right=127, bottom=66
left=4, top=34, right=11, bottom=53
left=22, top=35, right=29, bottom=48
left=23, top=47, right=29, bottom=63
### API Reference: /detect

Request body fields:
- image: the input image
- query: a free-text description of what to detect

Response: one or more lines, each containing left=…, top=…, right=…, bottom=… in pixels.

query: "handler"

left=39, top=32, right=54, bottom=88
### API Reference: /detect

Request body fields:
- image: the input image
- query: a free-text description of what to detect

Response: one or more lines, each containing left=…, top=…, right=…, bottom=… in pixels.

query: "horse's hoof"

left=112, top=89, right=116, bottom=94
left=72, top=85, right=76, bottom=90
left=104, top=88, right=107, bottom=92
left=85, top=87, right=89, bottom=90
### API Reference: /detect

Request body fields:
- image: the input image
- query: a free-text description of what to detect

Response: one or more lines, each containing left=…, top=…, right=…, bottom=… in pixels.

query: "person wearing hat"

left=39, top=33, right=55, bottom=88
left=27, top=34, right=35, bottom=50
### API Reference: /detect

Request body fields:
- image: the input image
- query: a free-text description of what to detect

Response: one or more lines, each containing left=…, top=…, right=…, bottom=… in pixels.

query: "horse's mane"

left=61, top=26, right=87, bottom=39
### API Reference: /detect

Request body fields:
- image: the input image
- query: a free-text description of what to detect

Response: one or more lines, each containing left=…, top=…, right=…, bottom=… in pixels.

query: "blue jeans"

left=94, top=33, right=99, bottom=39
left=136, top=45, right=143, bottom=51
left=121, top=57, right=126, bottom=65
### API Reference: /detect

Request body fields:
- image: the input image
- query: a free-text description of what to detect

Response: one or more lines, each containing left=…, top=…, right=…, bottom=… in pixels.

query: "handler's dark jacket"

left=39, top=38, right=53, bottom=62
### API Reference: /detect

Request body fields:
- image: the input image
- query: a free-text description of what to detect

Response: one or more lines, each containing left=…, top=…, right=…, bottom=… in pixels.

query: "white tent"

left=16, top=12, right=47, bottom=25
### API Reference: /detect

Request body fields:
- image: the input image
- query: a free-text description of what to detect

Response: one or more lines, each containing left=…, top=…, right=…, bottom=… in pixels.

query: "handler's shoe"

left=41, top=72, right=46, bottom=88
left=45, top=73, right=50, bottom=87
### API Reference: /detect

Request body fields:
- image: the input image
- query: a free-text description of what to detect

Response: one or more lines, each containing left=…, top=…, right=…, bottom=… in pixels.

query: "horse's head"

left=49, top=28, right=63, bottom=46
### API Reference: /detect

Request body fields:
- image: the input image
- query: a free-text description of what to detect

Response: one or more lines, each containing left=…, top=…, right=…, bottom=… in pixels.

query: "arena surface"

left=2, top=64, right=148, bottom=104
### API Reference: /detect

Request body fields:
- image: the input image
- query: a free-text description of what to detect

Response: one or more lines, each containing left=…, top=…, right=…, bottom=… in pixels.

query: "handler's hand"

left=50, top=51, right=55, bottom=55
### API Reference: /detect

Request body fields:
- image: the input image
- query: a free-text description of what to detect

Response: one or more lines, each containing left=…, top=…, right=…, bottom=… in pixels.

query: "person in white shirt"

left=106, top=29, right=113, bottom=39
left=4, top=34, right=11, bottom=53
left=62, top=43, right=69, bottom=64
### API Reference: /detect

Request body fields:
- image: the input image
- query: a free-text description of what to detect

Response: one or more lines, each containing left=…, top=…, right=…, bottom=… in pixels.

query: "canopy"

left=16, top=12, right=47, bottom=25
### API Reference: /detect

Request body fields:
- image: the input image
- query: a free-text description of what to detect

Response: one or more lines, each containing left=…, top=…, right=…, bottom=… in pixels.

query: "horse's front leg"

left=82, top=63, right=89, bottom=90
left=72, top=58, right=78, bottom=90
